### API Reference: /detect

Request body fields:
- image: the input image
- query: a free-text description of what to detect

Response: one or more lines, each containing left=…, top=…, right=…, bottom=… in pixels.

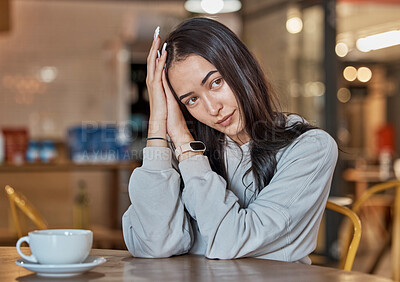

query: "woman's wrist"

left=148, top=111, right=166, bottom=121
left=171, top=132, right=194, bottom=148
left=172, top=133, right=206, bottom=162
left=147, top=118, right=168, bottom=147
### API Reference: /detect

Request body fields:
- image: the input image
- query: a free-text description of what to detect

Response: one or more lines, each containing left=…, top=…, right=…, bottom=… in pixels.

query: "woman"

left=122, top=18, right=338, bottom=264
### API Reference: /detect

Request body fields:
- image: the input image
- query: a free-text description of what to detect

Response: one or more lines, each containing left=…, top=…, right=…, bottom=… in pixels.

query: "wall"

left=242, top=0, right=290, bottom=110
left=242, top=0, right=325, bottom=125
left=0, top=0, right=186, bottom=139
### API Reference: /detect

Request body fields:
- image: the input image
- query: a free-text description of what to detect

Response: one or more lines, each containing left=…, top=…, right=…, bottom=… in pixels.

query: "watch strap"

left=175, top=141, right=206, bottom=160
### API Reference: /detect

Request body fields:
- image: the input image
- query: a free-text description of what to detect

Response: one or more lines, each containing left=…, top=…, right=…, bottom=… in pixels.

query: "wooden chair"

left=4, top=185, right=48, bottom=238
left=343, top=180, right=400, bottom=280
left=326, top=200, right=362, bottom=271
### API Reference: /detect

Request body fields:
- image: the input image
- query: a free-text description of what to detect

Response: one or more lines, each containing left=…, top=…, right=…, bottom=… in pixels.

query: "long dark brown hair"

left=164, top=17, right=316, bottom=193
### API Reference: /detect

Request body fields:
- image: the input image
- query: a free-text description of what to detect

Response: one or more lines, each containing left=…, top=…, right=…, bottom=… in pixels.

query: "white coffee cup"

left=16, top=229, right=93, bottom=265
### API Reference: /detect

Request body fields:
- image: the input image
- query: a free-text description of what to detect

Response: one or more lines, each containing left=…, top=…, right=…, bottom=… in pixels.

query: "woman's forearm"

left=123, top=147, right=193, bottom=258
left=146, top=118, right=168, bottom=147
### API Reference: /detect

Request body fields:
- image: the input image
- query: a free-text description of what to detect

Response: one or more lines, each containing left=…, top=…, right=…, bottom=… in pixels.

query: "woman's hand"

left=145, top=31, right=168, bottom=147
left=162, top=70, right=194, bottom=148
left=146, top=36, right=168, bottom=121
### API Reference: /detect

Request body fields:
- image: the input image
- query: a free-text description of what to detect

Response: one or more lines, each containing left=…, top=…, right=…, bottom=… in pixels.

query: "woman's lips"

left=216, top=111, right=235, bottom=127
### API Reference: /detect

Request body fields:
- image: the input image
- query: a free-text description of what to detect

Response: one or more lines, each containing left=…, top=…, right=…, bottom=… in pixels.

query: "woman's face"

left=168, top=55, right=249, bottom=145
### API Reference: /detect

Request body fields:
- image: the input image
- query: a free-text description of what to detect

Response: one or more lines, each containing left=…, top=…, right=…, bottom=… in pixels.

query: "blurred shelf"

left=0, top=161, right=141, bottom=229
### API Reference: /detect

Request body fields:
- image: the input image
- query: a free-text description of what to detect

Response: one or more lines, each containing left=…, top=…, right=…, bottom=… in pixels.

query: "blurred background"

left=0, top=0, right=399, bottom=278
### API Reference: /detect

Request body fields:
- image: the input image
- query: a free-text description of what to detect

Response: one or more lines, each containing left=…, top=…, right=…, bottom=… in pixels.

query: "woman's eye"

left=211, top=78, right=223, bottom=88
left=186, top=96, right=198, bottom=106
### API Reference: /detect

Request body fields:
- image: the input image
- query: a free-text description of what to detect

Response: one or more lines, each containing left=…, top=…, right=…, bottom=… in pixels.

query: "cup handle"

left=16, top=236, right=38, bottom=263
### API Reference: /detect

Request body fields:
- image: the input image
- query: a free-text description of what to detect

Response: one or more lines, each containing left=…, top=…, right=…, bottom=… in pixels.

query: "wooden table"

left=343, top=167, right=388, bottom=199
left=0, top=247, right=393, bottom=282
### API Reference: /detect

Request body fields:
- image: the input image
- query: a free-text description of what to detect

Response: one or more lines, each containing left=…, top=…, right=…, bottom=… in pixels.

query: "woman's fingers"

left=146, top=30, right=161, bottom=80
left=162, top=69, right=182, bottom=113
left=145, top=28, right=169, bottom=119
left=162, top=69, right=174, bottom=100
left=162, top=70, right=191, bottom=145
left=154, top=44, right=167, bottom=82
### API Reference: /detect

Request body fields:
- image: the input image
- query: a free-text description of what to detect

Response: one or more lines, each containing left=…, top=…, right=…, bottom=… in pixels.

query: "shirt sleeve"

left=122, top=147, right=193, bottom=258
left=179, top=129, right=338, bottom=261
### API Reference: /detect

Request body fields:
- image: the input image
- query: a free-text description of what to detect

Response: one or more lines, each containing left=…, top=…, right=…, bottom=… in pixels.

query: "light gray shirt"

left=122, top=122, right=338, bottom=263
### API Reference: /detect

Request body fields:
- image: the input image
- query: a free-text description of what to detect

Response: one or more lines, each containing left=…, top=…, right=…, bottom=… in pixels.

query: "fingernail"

left=154, top=26, right=160, bottom=40
left=157, top=50, right=161, bottom=59
left=161, top=42, right=167, bottom=54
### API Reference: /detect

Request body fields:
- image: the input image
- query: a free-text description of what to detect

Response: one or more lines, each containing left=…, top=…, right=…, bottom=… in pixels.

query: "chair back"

left=4, top=185, right=48, bottom=238
left=347, top=181, right=400, bottom=280
left=326, top=200, right=362, bottom=271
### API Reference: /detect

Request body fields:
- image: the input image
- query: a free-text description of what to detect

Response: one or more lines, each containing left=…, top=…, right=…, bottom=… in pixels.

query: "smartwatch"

left=175, top=141, right=206, bottom=160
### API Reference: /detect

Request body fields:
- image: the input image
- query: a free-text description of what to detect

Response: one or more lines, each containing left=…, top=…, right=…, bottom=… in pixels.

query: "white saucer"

left=15, top=256, right=106, bottom=277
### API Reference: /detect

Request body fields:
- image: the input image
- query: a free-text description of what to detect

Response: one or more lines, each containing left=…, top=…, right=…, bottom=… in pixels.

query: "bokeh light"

left=357, top=67, right=372, bottom=82
left=335, top=42, right=349, bottom=57
left=286, top=17, right=303, bottom=34
left=337, top=88, right=351, bottom=103
left=343, top=66, right=357, bottom=82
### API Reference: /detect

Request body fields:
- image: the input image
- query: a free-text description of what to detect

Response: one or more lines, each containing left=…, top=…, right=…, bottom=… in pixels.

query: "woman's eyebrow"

left=179, top=91, right=194, bottom=101
left=179, top=70, right=218, bottom=101
left=201, top=70, right=218, bottom=85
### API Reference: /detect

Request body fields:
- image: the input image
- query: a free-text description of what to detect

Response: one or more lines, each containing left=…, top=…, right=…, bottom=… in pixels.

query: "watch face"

left=190, top=141, right=206, bottom=151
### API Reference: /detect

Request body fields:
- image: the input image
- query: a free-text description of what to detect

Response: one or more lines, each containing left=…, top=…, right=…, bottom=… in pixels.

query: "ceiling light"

left=356, top=30, right=400, bottom=52
left=184, top=0, right=242, bottom=14
left=201, top=0, right=223, bottom=14
left=286, top=6, right=302, bottom=34
left=286, top=17, right=303, bottom=34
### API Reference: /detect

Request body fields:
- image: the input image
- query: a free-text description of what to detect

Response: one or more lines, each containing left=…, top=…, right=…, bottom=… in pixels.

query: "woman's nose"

left=204, top=95, right=222, bottom=116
